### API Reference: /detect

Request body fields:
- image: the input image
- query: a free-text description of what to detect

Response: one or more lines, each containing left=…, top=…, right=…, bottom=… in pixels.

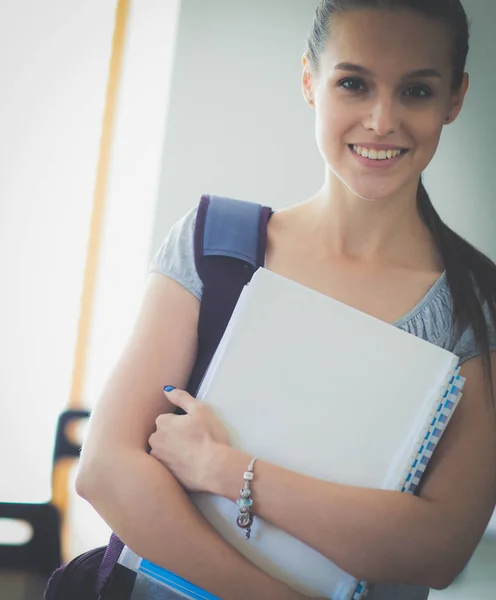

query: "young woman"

left=76, top=1, right=496, bottom=598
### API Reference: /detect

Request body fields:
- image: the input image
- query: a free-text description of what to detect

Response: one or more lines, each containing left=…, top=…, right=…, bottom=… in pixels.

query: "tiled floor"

left=0, top=572, right=46, bottom=599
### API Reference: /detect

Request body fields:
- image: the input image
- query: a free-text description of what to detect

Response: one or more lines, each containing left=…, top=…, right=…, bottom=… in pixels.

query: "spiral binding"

left=350, top=366, right=465, bottom=600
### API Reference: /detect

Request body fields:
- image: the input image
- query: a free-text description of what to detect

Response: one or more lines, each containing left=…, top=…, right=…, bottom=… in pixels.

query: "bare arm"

left=76, top=274, right=307, bottom=600
left=205, top=353, right=496, bottom=590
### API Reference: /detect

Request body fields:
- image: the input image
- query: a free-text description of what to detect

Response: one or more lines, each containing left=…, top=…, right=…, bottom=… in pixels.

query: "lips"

left=349, top=143, right=409, bottom=151
left=348, top=144, right=408, bottom=169
left=349, top=144, right=409, bottom=161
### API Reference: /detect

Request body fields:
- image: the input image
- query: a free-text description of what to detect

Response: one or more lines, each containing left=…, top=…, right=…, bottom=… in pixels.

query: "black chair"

left=0, top=501, right=61, bottom=599
left=52, top=409, right=90, bottom=464
left=51, top=408, right=91, bottom=518
left=0, top=502, right=61, bottom=578
left=0, top=409, right=91, bottom=598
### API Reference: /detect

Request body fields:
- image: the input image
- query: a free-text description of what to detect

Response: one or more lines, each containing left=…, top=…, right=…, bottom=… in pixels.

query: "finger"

left=163, top=387, right=198, bottom=414
left=155, top=413, right=173, bottom=429
left=148, top=431, right=157, bottom=449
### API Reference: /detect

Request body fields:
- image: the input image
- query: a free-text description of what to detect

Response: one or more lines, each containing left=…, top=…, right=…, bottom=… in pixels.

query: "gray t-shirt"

left=151, top=207, right=496, bottom=366
left=145, top=208, right=496, bottom=600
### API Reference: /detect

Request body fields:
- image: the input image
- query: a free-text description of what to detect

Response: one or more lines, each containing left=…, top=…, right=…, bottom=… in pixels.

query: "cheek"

left=314, top=104, right=348, bottom=159
left=412, top=113, right=445, bottom=161
left=316, top=107, right=444, bottom=150
left=415, top=108, right=444, bottom=133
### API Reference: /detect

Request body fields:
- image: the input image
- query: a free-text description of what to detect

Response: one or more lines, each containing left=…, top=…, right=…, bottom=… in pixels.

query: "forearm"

left=76, top=449, right=306, bottom=600
left=211, top=447, right=450, bottom=587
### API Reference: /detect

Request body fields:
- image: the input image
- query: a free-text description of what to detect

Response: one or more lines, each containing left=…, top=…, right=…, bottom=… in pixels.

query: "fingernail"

left=164, top=386, right=176, bottom=393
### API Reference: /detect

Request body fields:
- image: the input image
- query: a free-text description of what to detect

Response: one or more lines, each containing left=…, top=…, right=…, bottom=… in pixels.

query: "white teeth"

left=352, top=145, right=404, bottom=160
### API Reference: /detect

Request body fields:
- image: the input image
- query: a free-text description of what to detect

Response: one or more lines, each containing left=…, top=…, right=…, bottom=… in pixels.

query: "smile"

left=350, top=145, right=409, bottom=160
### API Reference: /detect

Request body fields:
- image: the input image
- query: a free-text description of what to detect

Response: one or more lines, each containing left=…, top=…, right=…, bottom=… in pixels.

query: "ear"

left=446, top=72, right=469, bottom=124
left=302, top=52, right=315, bottom=108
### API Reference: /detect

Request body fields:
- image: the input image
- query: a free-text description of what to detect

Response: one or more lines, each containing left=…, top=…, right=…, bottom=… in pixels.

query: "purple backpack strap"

left=187, top=194, right=271, bottom=395
left=95, top=533, right=124, bottom=593
left=94, top=194, right=270, bottom=595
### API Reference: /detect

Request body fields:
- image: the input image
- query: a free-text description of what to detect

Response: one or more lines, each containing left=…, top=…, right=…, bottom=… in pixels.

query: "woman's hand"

left=148, top=387, right=231, bottom=492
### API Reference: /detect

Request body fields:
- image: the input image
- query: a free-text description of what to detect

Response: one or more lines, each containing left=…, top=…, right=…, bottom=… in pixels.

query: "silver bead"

left=237, top=513, right=253, bottom=529
left=240, top=488, right=251, bottom=499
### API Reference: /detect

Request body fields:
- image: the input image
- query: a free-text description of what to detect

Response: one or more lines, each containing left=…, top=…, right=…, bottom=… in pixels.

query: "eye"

left=404, top=85, right=433, bottom=98
left=339, top=77, right=367, bottom=92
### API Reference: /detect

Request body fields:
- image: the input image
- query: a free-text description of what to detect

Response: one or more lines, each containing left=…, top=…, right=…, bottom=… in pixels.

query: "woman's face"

left=304, top=9, right=468, bottom=201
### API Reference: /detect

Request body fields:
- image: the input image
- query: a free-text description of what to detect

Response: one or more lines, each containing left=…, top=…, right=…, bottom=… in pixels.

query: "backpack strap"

left=186, top=194, right=271, bottom=395
left=94, top=195, right=271, bottom=597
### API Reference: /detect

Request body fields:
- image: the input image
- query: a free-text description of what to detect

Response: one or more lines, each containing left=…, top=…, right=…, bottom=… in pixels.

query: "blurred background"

left=1, top=0, right=494, bottom=598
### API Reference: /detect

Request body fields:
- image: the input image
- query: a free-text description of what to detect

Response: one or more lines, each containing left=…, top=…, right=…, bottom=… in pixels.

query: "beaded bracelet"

left=236, top=457, right=257, bottom=540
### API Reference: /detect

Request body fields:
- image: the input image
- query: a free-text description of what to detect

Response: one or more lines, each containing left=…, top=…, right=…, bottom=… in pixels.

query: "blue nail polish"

left=164, top=386, right=176, bottom=392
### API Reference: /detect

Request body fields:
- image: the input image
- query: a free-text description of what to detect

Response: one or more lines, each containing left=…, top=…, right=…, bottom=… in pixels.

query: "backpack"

left=44, top=195, right=272, bottom=600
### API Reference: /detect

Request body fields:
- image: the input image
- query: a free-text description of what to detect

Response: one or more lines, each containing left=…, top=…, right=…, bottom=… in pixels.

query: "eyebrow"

left=334, top=62, right=442, bottom=79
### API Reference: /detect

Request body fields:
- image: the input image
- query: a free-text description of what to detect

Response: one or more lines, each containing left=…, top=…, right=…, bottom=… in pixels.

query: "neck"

left=306, top=171, right=439, bottom=270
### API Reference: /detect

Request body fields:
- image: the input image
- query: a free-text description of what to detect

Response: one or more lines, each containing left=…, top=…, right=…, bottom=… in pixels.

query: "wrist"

left=205, top=444, right=251, bottom=499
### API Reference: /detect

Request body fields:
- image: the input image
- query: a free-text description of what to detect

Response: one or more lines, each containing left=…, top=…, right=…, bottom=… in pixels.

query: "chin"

left=351, top=187, right=399, bottom=202
left=341, top=176, right=406, bottom=203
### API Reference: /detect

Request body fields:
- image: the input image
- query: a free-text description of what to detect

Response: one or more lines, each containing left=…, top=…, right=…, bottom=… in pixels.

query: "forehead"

left=320, top=9, right=452, bottom=76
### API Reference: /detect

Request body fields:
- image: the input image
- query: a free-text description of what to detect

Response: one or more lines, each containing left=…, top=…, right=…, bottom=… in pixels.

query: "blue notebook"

left=117, top=548, right=221, bottom=599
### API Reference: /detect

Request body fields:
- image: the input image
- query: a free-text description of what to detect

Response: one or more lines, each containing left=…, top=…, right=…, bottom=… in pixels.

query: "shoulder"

left=148, top=196, right=267, bottom=301
left=398, top=275, right=496, bottom=365
left=149, top=207, right=203, bottom=301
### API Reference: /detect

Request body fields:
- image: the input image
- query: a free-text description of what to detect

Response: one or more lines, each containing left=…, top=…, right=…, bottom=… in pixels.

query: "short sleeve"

left=149, top=208, right=204, bottom=300
left=395, top=275, right=496, bottom=366
left=451, top=299, right=496, bottom=364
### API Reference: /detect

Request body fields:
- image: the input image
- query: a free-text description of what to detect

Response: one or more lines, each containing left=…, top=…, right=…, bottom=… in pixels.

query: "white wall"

left=69, top=0, right=181, bottom=557
left=0, top=0, right=181, bottom=561
left=424, top=0, right=496, bottom=262
left=151, top=0, right=496, bottom=596
left=0, top=0, right=118, bottom=504
left=151, top=0, right=322, bottom=249
left=152, top=0, right=495, bottom=262
left=83, top=0, right=181, bottom=412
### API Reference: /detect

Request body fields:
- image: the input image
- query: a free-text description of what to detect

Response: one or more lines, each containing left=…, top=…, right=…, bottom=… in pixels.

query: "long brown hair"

left=307, top=0, right=496, bottom=390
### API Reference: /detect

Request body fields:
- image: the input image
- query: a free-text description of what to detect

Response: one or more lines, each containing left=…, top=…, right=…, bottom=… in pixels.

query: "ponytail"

left=417, top=179, right=496, bottom=396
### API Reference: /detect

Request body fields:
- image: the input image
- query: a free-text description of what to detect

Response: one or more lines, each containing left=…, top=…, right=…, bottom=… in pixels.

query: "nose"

left=363, top=95, right=400, bottom=136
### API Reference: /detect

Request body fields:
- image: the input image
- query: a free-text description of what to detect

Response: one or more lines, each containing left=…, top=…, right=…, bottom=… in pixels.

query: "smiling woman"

left=71, top=1, right=496, bottom=600
left=302, top=0, right=495, bottom=389
left=305, top=9, right=462, bottom=197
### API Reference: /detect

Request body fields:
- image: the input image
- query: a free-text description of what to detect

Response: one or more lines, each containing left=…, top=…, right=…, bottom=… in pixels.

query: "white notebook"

left=188, top=268, right=465, bottom=600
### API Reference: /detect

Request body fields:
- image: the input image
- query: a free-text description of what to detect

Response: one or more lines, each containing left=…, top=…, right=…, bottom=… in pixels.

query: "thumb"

left=163, top=386, right=198, bottom=414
